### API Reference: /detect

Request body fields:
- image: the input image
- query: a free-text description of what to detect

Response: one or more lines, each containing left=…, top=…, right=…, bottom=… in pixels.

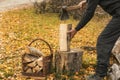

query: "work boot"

left=87, top=74, right=104, bottom=80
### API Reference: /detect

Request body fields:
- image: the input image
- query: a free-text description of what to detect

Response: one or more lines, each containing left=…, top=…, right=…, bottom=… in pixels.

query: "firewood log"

left=33, top=65, right=42, bottom=73
left=23, top=66, right=29, bottom=72
left=23, top=54, right=38, bottom=63
left=26, top=68, right=33, bottom=73
left=112, top=37, right=120, bottom=54
left=36, top=57, right=43, bottom=67
left=27, top=46, right=45, bottom=57
left=27, top=61, right=37, bottom=68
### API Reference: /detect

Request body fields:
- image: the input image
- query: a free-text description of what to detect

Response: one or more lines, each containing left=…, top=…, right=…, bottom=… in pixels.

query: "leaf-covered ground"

left=0, top=8, right=111, bottom=80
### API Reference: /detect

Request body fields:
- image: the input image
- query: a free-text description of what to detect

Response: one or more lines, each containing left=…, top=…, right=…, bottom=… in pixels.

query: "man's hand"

left=78, top=0, right=87, bottom=10
left=67, top=29, right=77, bottom=40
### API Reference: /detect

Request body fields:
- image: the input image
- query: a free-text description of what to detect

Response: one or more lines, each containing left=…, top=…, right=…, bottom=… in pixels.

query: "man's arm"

left=75, top=0, right=99, bottom=31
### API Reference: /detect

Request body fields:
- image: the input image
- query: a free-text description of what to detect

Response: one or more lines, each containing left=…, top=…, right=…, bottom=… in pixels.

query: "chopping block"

left=54, top=49, right=83, bottom=75
left=53, top=23, right=83, bottom=75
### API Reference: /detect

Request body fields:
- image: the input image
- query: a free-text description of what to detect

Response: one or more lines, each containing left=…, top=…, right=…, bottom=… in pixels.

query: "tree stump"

left=55, top=49, right=83, bottom=75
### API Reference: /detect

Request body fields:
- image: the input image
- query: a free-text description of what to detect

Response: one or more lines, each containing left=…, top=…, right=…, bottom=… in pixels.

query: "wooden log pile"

left=22, top=38, right=53, bottom=77
left=22, top=47, right=44, bottom=74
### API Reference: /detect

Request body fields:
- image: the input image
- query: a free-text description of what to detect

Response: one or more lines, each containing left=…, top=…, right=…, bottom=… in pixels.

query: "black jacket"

left=75, top=0, right=120, bottom=31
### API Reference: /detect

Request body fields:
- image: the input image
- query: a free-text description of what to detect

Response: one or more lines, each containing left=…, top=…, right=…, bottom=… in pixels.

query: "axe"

left=60, top=5, right=80, bottom=20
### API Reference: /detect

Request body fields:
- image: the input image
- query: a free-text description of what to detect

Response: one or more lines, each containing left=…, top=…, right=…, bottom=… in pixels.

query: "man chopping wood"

left=68, top=0, right=120, bottom=80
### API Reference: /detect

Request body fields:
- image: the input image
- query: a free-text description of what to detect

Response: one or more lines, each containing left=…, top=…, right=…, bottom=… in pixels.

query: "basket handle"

left=28, top=38, right=53, bottom=55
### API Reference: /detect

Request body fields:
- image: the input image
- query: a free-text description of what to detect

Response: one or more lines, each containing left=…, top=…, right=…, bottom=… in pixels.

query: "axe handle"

left=66, top=5, right=80, bottom=11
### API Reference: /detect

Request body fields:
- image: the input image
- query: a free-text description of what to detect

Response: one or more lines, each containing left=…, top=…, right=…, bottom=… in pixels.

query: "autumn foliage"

left=0, top=8, right=111, bottom=80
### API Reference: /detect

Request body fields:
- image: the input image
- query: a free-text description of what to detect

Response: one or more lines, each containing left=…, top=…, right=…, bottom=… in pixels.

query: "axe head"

left=60, top=6, right=69, bottom=20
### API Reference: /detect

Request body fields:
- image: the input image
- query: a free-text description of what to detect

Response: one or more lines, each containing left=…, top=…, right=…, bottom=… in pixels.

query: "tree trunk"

left=54, top=49, right=83, bottom=75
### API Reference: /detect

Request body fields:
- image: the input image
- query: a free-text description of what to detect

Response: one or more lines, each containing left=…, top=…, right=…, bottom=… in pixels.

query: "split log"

left=27, top=46, right=45, bottom=56
left=59, top=24, right=72, bottom=51
left=27, top=61, right=37, bottom=68
left=55, top=49, right=83, bottom=75
left=22, top=53, right=38, bottom=63
left=36, top=57, right=43, bottom=67
left=112, top=37, right=120, bottom=54
left=33, top=65, right=42, bottom=73
left=26, top=68, right=33, bottom=73
left=112, top=37, right=120, bottom=63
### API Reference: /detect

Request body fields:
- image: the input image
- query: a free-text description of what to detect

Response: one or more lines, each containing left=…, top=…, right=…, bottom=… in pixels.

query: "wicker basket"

left=22, top=38, right=53, bottom=77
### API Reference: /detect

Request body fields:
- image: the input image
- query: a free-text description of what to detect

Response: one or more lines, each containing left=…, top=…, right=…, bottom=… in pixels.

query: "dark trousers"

left=95, top=15, right=120, bottom=77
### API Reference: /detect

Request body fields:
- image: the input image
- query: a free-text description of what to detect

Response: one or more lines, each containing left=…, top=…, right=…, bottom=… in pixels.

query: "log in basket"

left=22, top=38, right=53, bottom=77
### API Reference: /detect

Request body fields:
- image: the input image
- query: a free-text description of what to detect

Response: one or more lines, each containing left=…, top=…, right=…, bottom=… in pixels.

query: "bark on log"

left=22, top=53, right=38, bottom=63
left=112, top=37, right=120, bottom=54
left=112, top=37, right=120, bottom=63
left=59, top=24, right=72, bottom=51
left=55, top=49, right=83, bottom=75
